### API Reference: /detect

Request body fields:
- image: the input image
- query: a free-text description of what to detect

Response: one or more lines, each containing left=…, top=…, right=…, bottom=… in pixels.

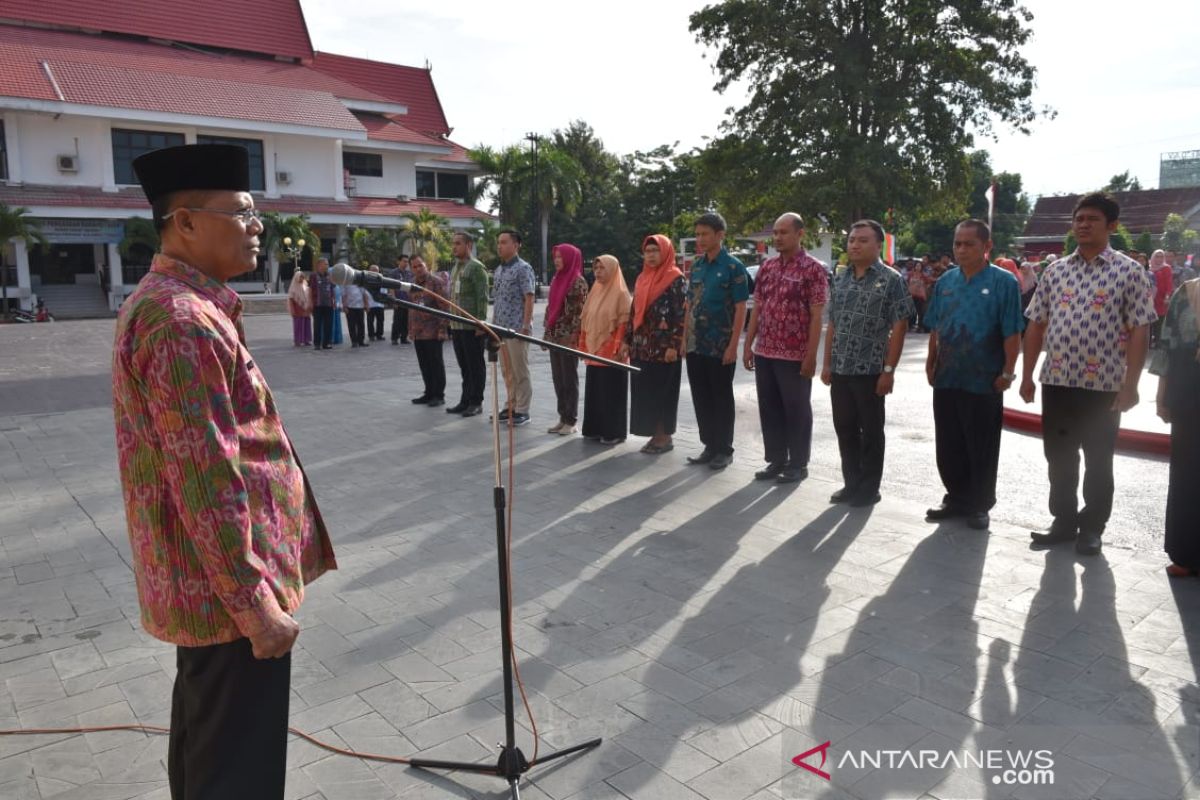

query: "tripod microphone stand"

left=372, top=286, right=636, bottom=799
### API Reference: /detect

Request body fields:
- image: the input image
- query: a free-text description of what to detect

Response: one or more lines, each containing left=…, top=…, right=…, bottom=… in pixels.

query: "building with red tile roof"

left=0, top=0, right=486, bottom=313
left=1017, top=188, right=1200, bottom=260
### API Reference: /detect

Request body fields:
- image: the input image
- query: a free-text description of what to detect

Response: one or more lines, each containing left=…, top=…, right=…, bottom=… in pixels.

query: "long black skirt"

left=582, top=365, right=628, bottom=440
left=629, top=359, right=681, bottom=437
left=1167, top=407, right=1200, bottom=570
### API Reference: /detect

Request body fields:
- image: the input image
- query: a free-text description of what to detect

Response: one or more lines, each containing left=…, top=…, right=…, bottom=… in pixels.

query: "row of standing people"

left=286, top=259, right=390, bottom=348
left=427, top=197, right=1193, bottom=572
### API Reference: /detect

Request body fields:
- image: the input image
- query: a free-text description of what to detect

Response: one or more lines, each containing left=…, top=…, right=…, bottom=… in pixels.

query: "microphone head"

left=329, top=262, right=355, bottom=286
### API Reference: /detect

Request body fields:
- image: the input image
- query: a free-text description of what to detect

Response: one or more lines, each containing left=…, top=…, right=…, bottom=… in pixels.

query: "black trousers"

left=686, top=353, right=737, bottom=456
left=312, top=306, right=333, bottom=349
left=414, top=339, right=446, bottom=399
left=549, top=350, right=580, bottom=425
left=367, top=308, right=384, bottom=340
left=391, top=305, right=409, bottom=343
left=1041, top=384, right=1120, bottom=535
left=933, top=387, right=1004, bottom=513
left=830, top=373, right=886, bottom=495
left=169, top=638, right=290, bottom=800
left=754, top=355, right=814, bottom=467
left=345, top=308, right=366, bottom=345
left=582, top=365, right=628, bottom=440
left=451, top=329, right=486, bottom=406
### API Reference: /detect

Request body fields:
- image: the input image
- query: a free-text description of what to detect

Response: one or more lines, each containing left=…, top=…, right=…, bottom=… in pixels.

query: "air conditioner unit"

left=397, top=194, right=410, bottom=203
left=57, top=154, right=79, bottom=172
left=275, top=171, right=292, bottom=185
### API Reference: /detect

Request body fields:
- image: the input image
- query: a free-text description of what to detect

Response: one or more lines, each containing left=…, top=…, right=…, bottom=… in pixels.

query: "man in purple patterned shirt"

left=1021, top=192, right=1156, bottom=555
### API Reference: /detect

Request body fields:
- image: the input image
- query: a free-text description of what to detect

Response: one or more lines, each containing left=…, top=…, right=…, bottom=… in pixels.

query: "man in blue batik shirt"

left=923, top=219, right=1025, bottom=531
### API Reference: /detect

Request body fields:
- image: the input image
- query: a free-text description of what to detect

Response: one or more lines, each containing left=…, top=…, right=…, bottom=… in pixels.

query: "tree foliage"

left=349, top=226, right=401, bottom=268
left=118, top=218, right=159, bottom=266
left=689, top=0, right=1043, bottom=227
left=1103, top=171, right=1142, bottom=193
left=1162, top=212, right=1199, bottom=255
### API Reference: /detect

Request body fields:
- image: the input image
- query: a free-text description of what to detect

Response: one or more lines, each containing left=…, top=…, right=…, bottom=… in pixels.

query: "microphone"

left=329, top=262, right=417, bottom=292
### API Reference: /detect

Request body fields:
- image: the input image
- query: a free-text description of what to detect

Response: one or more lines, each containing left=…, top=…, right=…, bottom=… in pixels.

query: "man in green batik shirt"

left=447, top=231, right=490, bottom=417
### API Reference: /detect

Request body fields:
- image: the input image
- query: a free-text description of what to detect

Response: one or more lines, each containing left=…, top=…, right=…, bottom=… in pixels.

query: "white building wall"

left=15, top=113, right=109, bottom=187
left=342, top=149, right=417, bottom=198
left=272, top=134, right=337, bottom=197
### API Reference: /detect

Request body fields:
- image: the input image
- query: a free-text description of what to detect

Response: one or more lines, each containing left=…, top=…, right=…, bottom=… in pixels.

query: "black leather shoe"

left=426, top=397, right=444, bottom=408
left=461, top=405, right=482, bottom=417
left=411, top=396, right=430, bottom=404
left=776, top=466, right=808, bottom=484
left=1030, top=526, right=1076, bottom=545
left=967, top=512, right=990, bottom=530
left=687, top=450, right=714, bottom=465
left=1075, top=531, right=1102, bottom=555
left=830, top=487, right=854, bottom=503
left=755, top=463, right=785, bottom=480
left=926, top=504, right=966, bottom=521
left=446, top=403, right=467, bottom=414
left=709, top=453, right=732, bottom=470
left=849, top=491, right=881, bottom=508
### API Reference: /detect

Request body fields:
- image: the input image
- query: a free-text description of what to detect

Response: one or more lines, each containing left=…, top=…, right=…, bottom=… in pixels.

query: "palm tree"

left=468, top=144, right=527, bottom=225
left=258, top=212, right=316, bottom=290
left=118, top=218, right=159, bottom=264
left=0, top=204, right=46, bottom=320
left=401, top=207, right=451, bottom=267
left=522, top=145, right=583, bottom=281
left=349, top=226, right=402, bottom=268
left=469, top=218, right=502, bottom=265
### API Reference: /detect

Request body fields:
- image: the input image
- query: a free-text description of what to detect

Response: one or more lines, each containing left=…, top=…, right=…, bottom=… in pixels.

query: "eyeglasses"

left=162, top=207, right=262, bottom=223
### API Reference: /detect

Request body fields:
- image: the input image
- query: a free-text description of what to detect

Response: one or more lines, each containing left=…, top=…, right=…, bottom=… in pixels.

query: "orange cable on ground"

left=0, top=292, right=545, bottom=773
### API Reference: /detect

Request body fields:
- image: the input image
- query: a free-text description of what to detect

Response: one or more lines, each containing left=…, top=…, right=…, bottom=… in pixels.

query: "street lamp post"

left=524, top=132, right=541, bottom=287
left=280, top=236, right=306, bottom=292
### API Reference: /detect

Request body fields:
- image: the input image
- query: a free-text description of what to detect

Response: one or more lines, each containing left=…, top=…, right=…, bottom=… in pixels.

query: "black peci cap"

left=132, top=144, right=250, bottom=204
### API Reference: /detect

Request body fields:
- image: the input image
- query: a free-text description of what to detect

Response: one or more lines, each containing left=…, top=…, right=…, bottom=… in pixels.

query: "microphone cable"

left=0, top=280, right=546, bottom=769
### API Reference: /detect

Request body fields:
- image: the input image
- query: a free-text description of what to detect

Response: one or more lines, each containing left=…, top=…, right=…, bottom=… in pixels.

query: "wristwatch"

left=882, top=365, right=895, bottom=374
left=1001, top=372, right=1016, bottom=381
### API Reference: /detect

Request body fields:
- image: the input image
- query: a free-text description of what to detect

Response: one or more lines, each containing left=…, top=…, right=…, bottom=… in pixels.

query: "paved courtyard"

left=0, top=311, right=1196, bottom=800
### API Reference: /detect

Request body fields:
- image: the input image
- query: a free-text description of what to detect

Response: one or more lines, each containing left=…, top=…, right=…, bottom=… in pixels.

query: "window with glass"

left=415, top=169, right=468, bottom=201
left=0, top=120, right=7, bottom=182
left=196, top=135, right=265, bottom=191
left=415, top=170, right=436, bottom=198
left=343, top=151, right=383, bottom=177
left=112, top=129, right=185, bottom=185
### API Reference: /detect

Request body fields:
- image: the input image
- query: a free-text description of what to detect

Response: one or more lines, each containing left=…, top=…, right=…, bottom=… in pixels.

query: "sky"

left=301, top=0, right=1200, bottom=200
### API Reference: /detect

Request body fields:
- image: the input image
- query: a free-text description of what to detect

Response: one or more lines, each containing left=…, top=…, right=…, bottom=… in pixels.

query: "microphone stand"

left=379, top=287, right=635, bottom=798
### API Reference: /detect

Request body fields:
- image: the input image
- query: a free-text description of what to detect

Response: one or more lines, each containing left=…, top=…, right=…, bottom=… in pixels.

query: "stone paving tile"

left=1, top=316, right=1198, bottom=799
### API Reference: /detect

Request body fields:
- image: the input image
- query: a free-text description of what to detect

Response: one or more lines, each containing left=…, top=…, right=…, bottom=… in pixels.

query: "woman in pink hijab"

left=542, top=243, right=590, bottom=434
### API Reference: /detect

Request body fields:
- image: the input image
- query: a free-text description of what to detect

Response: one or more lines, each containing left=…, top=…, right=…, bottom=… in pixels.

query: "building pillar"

left=14, top=239, right=31, bottom=310
left=2, top=112, right=23, bottom=185
left=106, top=243, right=124, bottom=311
left=333, top=139, right=347, bottom=201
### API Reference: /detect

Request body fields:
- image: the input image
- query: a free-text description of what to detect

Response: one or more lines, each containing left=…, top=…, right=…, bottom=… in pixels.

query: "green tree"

left=468, top=144, right=530, bottom=230
left=469, top=218, right=503, bottom=266
left=1162, top=213, right=1199, bottom=255
left=689, top=0, right=1043, bottom=227
left=964, top=152, right=1031, bottom=254
left=401, top=207, right=452, bottom=267
left=349, top=227, right=401, bottom=268
left=118, top=217, right=159, bottom=266
left=0, top=204, right=46, bottom=318
left=258, top=212, right=317, bottom=289
left=1134, top=230, right=1154, bottom=255
left=524, top=144, right=583, bottom=281
left=1103, top=171, right=1142, bottom=193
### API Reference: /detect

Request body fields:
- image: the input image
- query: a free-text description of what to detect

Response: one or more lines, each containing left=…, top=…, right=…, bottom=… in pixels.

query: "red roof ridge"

left=310, top=51, right=451, bottom=136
